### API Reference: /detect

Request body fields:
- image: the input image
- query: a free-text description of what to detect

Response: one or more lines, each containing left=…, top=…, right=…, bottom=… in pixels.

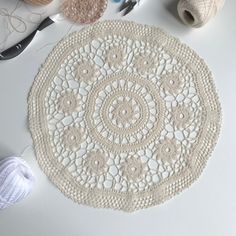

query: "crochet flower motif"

left=86, top=150, right=107, bottom=175
left=62, top=126, right=84, bottom=151
left=106, top=47, right=124, bottom=67
left=122, top=157, right=146, bottom=182
left=160, top=73, right=183, bottom=94
left=77, top=61, right=97, bottom=81
left=133, top=54, right=156, bottom=73
left=112, top=100, right=138, bottom=127
left=58, top=92, right=80, bottom=115
left=156, top=139, right=181, bottom=163
left=172, top=105, right=192, bottom=129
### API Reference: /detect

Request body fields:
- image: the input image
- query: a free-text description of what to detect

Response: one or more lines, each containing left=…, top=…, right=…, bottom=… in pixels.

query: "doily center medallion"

left=85, top=72, right=165, bottom=153
left=28, top=20, right=221, bottom=212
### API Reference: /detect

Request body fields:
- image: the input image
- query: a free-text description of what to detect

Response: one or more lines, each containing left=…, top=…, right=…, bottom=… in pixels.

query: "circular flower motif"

left=62, top=126, right=84, bottom=151
left=77, top=61, right=97, bottom=81
left=133, top=54, right=156, bottom=73
left=106, top=47, right=124, bottom=67
left=156, top=139, right=181, bottom=162
left=122, top=157, right=146, bottom=182
left=58, top=92, right=80, bottom=114
left=160, top=73, right=183, bottom=94
left=172, top=105, right=192, bottom=129
left=112, top=100, right=139, bottom=127
left=86, top=150, right=107, bottom=175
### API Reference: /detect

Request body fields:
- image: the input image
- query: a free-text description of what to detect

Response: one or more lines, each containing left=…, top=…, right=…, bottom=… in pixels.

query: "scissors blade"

left=119, top=1, right=130, bottom=12
left=123, top=1, right=137, bottom=15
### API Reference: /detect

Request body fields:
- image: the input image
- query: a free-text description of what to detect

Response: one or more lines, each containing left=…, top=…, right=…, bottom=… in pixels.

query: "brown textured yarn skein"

left=24, top=0, right=53, bottom=5
left=61, top=0, right=108, bottom=24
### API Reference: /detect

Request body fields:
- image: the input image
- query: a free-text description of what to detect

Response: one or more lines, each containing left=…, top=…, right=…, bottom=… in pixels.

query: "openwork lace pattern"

left=28, top=20, right=221, bottom=212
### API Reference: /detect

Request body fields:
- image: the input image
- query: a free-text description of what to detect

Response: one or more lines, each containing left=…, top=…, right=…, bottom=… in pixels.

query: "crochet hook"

left=0, top=14, right=60, bottom=60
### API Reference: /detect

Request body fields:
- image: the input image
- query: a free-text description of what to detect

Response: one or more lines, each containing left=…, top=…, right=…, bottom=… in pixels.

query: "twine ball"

left=177, top=0, right=225, bottom=28
left=24, top=0, right=53, bottom=5
left=0, top=157, right=35, bottom=210
left=61, top=0, right=108, bottom=24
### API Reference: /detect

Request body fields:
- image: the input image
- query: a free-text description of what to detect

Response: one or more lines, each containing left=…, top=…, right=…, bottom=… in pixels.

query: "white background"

left=0, top=0, right=235, bottom=236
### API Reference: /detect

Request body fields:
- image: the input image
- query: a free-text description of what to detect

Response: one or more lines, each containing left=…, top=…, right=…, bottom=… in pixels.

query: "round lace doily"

left=28, top=20, right=221, bottom=212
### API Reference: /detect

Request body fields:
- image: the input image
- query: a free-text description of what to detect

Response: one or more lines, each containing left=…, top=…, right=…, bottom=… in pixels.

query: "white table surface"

left=0, top=1, right=235, bottom=236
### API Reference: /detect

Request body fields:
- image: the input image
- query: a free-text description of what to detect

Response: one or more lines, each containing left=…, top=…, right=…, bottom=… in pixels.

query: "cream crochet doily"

left=28, top=20, right=221, bottom=212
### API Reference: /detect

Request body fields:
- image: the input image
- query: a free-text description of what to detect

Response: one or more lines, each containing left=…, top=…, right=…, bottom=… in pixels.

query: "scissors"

left=0, top=14, right=61, bottom=60
left=119, top=0, right=140, bottom=16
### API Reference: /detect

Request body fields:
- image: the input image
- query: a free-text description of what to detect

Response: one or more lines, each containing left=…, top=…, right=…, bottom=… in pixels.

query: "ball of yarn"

left=177, top=0, right=225, bottom=28
left=0, top=157, right=35, bottom=210
left=61, top=0, right=108, bottom=24
left=24, top=0, right=53, bottom=5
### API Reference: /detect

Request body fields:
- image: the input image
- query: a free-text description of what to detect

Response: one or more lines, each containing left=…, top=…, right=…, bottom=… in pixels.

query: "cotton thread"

left=0, top=156, right=35, bottom=210
left=177, top=0, right=225, bottom=28
left=0, top=8, right=27, bottom=33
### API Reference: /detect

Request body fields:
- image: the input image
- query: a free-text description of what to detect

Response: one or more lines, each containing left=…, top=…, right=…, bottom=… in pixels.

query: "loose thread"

left=0, top=8, right=27, bottom=33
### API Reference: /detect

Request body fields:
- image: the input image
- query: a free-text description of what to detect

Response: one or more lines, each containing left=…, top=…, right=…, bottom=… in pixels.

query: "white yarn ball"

left=0, top=157, right=35, bottom=210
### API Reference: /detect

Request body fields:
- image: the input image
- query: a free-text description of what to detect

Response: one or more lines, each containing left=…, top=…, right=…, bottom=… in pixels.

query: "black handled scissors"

left=0, top=14, right=60, bottom=61
left=119, top=0, right=140, bottom=16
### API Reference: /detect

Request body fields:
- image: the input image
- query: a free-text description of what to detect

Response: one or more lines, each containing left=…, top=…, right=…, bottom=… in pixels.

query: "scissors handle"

left=0, top=16, right=54, bottom=61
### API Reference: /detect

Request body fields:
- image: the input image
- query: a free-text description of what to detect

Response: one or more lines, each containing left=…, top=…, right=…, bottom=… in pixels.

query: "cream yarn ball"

left=177, top=0, right=225, bottom=28
left=0, top=157, right=35, bottom=210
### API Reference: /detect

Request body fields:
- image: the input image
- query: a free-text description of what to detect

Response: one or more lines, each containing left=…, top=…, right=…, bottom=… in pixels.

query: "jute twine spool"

left=24, top=0, right=53, bottom=5
left=177, top=0, right=225, bottom=28
left=61, top=0, right=108, bottom=24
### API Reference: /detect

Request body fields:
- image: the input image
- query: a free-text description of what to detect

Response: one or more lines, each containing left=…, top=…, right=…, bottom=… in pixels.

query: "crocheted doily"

left=28, top=21, right=221, bottom=212
left=61, top=0, right=108, bottom=24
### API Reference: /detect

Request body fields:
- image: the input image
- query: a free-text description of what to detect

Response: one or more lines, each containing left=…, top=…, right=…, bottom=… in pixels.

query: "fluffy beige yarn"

left=24, top=0, right=53, bottom=5
left=177, top=0, right=225, bottom=28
